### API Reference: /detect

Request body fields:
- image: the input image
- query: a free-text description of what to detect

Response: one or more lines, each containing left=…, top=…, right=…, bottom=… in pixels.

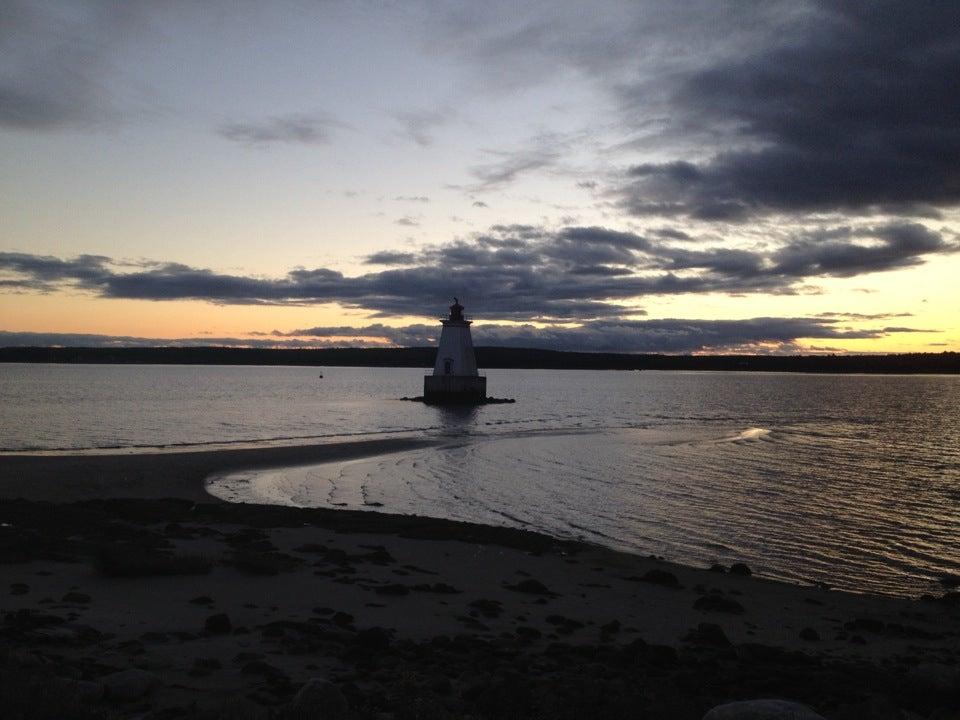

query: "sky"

left=1, top=0, right=958, bottom=354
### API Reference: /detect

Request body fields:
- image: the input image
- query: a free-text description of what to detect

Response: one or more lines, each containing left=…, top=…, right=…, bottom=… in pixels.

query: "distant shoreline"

left=2, top=345, right=958, bottom=373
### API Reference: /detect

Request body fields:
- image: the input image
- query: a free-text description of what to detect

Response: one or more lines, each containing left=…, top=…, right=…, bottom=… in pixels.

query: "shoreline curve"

left=0, top=436, right=436, bottom=503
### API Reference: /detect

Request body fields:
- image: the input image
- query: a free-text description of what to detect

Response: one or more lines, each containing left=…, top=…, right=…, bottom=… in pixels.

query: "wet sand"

left=0, top=437, right=436, bottom=503
left=1, top=440, right=958, bottom=719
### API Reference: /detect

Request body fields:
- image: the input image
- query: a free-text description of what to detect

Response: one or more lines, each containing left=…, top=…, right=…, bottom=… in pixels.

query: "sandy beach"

left=1, top=441, right=958, bottom=719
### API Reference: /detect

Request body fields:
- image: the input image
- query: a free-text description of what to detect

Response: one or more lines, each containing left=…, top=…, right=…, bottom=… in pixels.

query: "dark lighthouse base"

left=423, top=375, right=487, bottom=404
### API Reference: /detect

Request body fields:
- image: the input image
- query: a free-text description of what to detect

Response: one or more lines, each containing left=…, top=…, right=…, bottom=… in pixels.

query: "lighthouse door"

left=443, top=358, right=453, bottom=375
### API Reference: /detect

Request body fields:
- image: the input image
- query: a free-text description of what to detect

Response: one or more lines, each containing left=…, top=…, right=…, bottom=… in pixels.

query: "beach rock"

left=4, top=608, right=65, bottom=630
left=332, top=611, right=354, bottom=628
left=830, top=697, right=906, bottom=720
left=469, top=599, right=503, bottom=618
left=354, top=626, right=393, bottom=650
left=799, top=627, right=820, bottom=641
left=647, top=643, right=680, bottom=668
left=729, top=563, right=753, bottom=576
left=710, top=564, right=727, bottom=573
left=204, top=612, right=232, bottom=634
left=288, top=678, right=349, bottom=719
left=234, top=651, right=263, bottom=664
left=32, top=626, right=84, bottom=644
left=412, top=582, right=461, bottom=594
left=373, top=583, right=409, bottom=596
left=515, top=626, right=541, bottom=640
left=242, top=660, right=283, bottom=677
left=76, top=680, right=106, bottom=702
left=507, top=578, right=555, bottom=596
left=693, top=594, right=745, bottom=614
left=908, top=662, right=960, bottom=692
left=702, top=699, right=825, bottom=719
left=844, top=617, right=884, bottom=634
left=685, top=622, right=731, bottom=647
left=545, top=614, right=585, bottom=634
left=637, top=568, right=681, bottom=587
left=193, top=657, right=222, bottom=671
left=939, top=573, right=960, bottom=589
left=600, top=619, right=621, bottom=637
left=215, top=698, right=270, bottom=720
left=101, top=668, right=161, bottom=701
left=359, top=546, right=395, bottom=564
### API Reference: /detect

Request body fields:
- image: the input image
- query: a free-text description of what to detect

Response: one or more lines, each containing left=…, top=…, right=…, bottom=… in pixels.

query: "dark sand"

left=1, top=440, right=958, bottom=719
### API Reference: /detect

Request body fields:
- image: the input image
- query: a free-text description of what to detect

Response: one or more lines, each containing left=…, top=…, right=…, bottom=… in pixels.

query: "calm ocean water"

left=2, top=363, right=959, bottom=597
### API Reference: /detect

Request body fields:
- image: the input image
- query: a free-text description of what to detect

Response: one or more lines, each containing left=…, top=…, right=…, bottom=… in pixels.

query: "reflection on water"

left=209, top=421, right=960, bottom=598
left=4, top=364, right=960, bottom=597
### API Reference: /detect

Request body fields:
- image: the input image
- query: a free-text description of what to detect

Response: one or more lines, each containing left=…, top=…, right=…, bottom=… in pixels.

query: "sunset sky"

left=2, top=1, right=958, bottom=353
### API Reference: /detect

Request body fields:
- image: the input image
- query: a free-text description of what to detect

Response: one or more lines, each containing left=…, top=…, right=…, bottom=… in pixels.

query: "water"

left=2, top=363, right=959, bottom=597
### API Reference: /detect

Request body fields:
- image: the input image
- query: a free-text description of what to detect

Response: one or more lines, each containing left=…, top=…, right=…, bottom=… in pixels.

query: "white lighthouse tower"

left=423, top=298, right=487, bottom=404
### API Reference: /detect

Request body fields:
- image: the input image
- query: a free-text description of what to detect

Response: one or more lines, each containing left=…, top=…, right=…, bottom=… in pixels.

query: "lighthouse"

left=423, top=298, right=487, bottom=404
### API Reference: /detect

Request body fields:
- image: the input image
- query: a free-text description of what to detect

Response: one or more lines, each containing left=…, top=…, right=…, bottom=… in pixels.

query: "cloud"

left=653, top=227, right=694, bottom=241
left=815, top=311, right=913, bottom=321
left=0, top=316, right=934, bottom=354
left=394, top=216, right=419, bottom=227
left=365, top=250, right=417, bottom=265
left=217, top=112, right=344, bottom=146
left=0, top=1, right=155, bottom=130
left=390, top=108, right=451, bottom=146
left=428, top=3, right=960, bottom=221
left=466, top=317, right=929, bottom=353
left=769, top=223, right=950, bottom=278
left=467, top=134, right=568, bottom=190
left=609, top=3, right=960, bottom=220
left=395, top=195, right=430, bottom=203
left=2, top=220, right=955, bottom=320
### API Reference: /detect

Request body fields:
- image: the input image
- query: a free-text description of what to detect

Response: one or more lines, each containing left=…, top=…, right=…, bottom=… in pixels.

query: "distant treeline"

left=1, top=345, right=958, bottom=373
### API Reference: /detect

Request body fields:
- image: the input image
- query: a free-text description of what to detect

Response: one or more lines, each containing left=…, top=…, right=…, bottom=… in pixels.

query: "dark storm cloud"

left=365, top=251, right=417, bottom=265
left=770, top=223, right=950, bottom=278
left=613, top=2, right=960, bottom=219
left=653, top=228, right=693, bottom=241
left=1, top=317, right=931, bottom=354
left=3, top=221, right=955, bottom=319
left=279, top=323, right=438, bottom=346
left=217, top=112, right=344, bottom=146
left=0, top=251, right=110, bottom=278
left=431, top=3, right=960, bottom=219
